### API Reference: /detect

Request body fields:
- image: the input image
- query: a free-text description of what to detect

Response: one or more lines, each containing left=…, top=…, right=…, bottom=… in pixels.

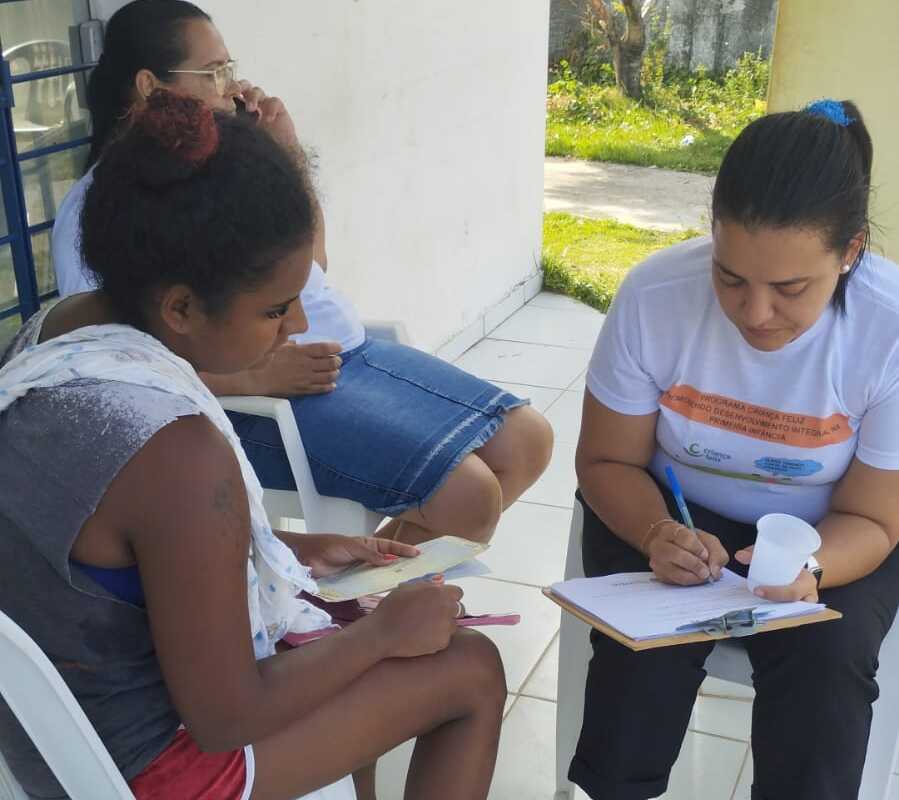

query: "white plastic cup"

left=747, top=513, right=821, bottom=592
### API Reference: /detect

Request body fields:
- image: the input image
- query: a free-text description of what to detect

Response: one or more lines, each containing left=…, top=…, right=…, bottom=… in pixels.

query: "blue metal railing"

left=0, top=51, right=95, bottom=325
left=0, top=57, right=39, bottom=321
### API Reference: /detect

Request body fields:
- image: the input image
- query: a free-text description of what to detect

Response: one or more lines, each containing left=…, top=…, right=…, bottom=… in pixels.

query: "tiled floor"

left=375, top=292, right=761, bottom=799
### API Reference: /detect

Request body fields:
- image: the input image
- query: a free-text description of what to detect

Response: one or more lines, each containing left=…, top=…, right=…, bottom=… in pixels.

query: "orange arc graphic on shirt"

left=660, top=384, right=852, bottom=448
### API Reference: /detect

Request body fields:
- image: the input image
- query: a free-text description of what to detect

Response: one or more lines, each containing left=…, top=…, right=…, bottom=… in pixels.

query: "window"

left=0, top=0, right=95, bottom=347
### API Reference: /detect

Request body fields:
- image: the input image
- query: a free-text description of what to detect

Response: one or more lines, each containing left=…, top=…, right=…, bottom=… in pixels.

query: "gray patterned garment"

left=0, top=312, right=197, bottom=798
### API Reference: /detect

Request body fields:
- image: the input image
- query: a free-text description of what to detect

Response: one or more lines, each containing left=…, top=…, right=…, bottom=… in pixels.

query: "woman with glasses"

left=52, top=0, right=553, bottom=549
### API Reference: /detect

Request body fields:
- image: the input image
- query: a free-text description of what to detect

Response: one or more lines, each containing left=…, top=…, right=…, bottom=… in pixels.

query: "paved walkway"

left=544, top=156, right=714, bottom=233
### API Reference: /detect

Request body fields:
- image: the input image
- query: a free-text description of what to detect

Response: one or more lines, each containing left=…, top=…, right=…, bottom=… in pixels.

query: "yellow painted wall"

left=768, top=1, right=899, bottom=259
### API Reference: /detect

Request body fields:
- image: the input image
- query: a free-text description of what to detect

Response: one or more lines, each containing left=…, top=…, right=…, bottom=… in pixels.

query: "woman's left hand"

left=290, top=534, right=420, bottom=578
left=735, top=546, right=819, bottom=603
left=235, top=81, right=299, bottom=149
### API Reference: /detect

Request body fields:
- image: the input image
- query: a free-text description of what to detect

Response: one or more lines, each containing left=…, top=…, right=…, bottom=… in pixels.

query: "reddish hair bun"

left=132, top=89, right=219, bottom=186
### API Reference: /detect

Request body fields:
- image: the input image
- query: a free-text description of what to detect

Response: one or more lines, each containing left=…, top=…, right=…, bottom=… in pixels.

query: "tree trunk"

left=613, top=37, right=645, bottom=99
left=591, top=0, right=647, bottom=100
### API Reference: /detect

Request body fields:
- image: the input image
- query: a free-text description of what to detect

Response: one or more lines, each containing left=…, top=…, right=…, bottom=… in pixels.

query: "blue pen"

left=664, top=464, right=713, bottom=583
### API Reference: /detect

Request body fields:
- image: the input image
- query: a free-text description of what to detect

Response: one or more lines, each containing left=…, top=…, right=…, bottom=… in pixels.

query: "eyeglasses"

left=167, top=60, right=237, bottom=96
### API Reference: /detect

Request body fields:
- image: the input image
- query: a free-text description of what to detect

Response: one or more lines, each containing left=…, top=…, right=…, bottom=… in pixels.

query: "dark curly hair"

left=80, top=90, right=317, bottom=326
left=712, top=99, right=873, bottom=313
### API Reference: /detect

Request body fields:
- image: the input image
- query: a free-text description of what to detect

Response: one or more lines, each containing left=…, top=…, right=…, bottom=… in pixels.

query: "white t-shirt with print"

left=587, top=236, right=899, bottom=525
left=51, top=171, right=366, bottom=353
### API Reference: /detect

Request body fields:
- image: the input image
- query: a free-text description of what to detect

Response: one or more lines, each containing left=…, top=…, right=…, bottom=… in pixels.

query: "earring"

left=840, top=264, right=851, bottom=274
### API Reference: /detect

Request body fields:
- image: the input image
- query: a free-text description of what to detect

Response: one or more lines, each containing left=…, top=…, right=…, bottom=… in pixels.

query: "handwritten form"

left=314, top=536, right=487, bottom=601
left=550, top=568, right=824, bottom=641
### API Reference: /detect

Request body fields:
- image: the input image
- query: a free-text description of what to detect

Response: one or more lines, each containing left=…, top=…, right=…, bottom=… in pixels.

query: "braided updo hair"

left=80, top=90, right=317, bottom=326
left=86, top=0, right=210, bottom=168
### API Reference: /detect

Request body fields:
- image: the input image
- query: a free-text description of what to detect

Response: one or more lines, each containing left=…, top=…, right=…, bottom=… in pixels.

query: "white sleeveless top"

left=51, top=170, right=366, bottom=353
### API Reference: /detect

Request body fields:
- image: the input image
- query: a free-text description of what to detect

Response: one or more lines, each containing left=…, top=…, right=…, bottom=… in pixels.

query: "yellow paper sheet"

left=313, top=535, right=488, bottom=601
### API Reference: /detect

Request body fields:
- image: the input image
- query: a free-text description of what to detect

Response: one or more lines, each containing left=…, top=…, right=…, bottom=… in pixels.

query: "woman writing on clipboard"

left=571, top=100, right=899, bottom=800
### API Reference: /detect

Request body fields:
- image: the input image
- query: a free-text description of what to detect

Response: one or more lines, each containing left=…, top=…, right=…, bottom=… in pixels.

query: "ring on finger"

left=455, top=601, right=466, bottom=618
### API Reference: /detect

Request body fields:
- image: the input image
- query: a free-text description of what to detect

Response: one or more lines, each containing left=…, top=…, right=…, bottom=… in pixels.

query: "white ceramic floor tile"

left=700, top=676, right=756, bottom=702
left=482, top=501, right=570, bottom=587
left=451, top=576, right=561, bottom=693
left=545, top=390, right=585, bottom=446
left=568, top=370, right=587, bottom=391
left=490, top=305, right=604, bottom=350
left=657, top=732, right=747, bottom=800
left=491, top=700, right=744, bottom=800
left=374, top=737, right=415, bottom=800
left=558, top=736, right=746, bottom=800
left=528, top=291, right=596, bottom=313
left=688, top=695, right=752, bottom=742
left=520, top=442, right=578, bottom=509
left=490, top=382, right=565, bottom=413
left=488, top=696, right=558, bottom=800
left=485, top=286, right=527, bottom=333
left=732, top=749, right=753, bottom=800
left=435, top=316, right=486, bottom=363
left=504, top=693, right=517, bottom=718
left=520, top=633, right=559, bottom=701
left=455, top=339, right=590, bottom=389
left=890, top=773, right=899, bottom=800
left=375, top=695, right=521, bottom=800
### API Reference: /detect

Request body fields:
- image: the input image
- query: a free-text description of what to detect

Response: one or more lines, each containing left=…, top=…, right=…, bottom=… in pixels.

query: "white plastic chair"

left=554, top=496, right=899, bottom=800
left=0, top=610, right=355, bottom=800
left=219, top=393, right=384, bottom=535
left=220, top=320, right=410, bottom=534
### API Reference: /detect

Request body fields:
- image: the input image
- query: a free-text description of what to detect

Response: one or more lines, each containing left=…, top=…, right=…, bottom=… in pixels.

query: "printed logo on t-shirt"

left=668, top=445, right=825, bottom=486
left=660, top=384, right=852, bottom=448
left=753, top=457, right=823, bottom=479
left=684, top=442, right=732, bottom=463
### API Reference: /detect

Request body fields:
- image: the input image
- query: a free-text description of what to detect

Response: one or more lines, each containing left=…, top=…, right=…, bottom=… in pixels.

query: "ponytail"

left=712, top=98, right=874, bottom=313
left=85, top=0, right=210, bottom=169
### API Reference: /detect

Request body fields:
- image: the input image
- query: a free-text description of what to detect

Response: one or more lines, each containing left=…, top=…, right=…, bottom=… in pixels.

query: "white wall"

left=91, top=0, right=551, bottom=352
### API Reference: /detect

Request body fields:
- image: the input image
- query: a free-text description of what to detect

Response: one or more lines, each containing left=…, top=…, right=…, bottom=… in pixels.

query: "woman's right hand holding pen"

left=370, top=580, right=464, bottom=659
left=644, top=521, right=729, bottom=586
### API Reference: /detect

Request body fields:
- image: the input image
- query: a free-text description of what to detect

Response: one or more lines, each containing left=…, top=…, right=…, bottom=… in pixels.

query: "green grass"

left=546, top=113, right=737, bottom=174
left=546, top=53, right=769, bottom=174
left=542, top=212, right=700, bottom=312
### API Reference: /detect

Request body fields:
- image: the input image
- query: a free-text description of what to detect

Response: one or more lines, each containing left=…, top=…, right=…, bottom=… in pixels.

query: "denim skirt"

left=227, top=338, right=527, bottom=515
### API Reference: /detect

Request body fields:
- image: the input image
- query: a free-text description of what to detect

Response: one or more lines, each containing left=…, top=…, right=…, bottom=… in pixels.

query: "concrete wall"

left=664, top=0, right=777, bottom=72
left=549, top=0, right=777, bottom=73
left=767, top=0, right=899, bottom=260
left=90, top=0, right=550, bottom=353
left=549, top=0, right=584, bottom=61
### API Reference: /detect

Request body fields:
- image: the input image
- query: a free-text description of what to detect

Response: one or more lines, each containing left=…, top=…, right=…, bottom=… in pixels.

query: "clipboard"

left=543, top=587, right=842, bottom=652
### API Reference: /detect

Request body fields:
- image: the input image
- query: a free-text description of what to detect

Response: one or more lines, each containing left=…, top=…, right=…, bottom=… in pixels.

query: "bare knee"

left=457, top=460, right=503, bottom=541
left=513, top=406, right=554, bottom=477
left=422, top=455, right=503, bottom=542
left=444, top=629, right=507, bottom=713
left=488, top=405, right=554, bottom=483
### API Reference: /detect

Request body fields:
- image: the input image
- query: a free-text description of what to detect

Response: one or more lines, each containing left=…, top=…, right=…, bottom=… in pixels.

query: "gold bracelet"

left=641, top=517, right=677, bottom=555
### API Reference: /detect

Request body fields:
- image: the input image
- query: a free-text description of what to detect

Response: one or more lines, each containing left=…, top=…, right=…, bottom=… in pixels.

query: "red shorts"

left=129, top=728, right=254, bottom=800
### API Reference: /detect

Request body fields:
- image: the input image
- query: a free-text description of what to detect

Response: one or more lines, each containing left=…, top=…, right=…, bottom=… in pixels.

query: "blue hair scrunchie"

left=804, top=99, right=855, bottom=127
